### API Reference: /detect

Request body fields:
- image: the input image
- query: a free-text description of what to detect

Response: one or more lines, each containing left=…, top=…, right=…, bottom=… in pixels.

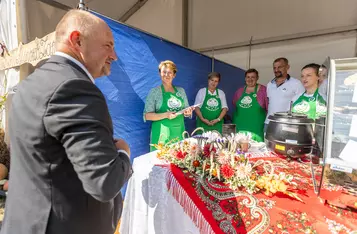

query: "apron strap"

left=254, top=84, right=258, bottom=93
left=206, top=88, right=219, bottom=97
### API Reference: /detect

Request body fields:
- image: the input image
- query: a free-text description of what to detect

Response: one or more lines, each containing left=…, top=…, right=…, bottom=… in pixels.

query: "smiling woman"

left=144, top=60, right=194, bottom=151
left=194, top=72, right=228, bottom=133
left=292, top=63, right=327, bottom=119
left=232, top=68, right=268, bottom=142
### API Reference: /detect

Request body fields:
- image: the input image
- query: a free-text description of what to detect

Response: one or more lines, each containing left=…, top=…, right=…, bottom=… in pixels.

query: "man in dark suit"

left=1, top=9, right=132, bottom=234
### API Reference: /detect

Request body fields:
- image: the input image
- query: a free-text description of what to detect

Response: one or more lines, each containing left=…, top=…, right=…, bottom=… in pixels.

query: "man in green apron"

left=233, top=84, right=266, bottom=142
left=292, top=63, right=327, bottom=119
left=195, top=72, right=228, bottom=133
left=144, top=60, right=192, bottom=151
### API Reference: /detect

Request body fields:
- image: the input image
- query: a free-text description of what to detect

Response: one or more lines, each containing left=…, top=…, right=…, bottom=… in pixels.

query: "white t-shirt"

left=266, top=76, right=305, bottom=123
left=194, top=88, right=228, bottom=110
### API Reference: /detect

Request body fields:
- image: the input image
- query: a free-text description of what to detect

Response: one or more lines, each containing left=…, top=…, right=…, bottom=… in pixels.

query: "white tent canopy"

left=9, top=0, right=356, bottom=85
left=2, top=0, right=357, bottom=81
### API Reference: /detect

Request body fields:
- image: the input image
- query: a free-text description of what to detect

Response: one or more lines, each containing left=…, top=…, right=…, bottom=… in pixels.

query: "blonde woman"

left=144, top=60, right=193, bottom=151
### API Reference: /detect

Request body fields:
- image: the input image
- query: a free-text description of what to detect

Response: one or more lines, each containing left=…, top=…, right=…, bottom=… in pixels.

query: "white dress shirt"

left=54, top=51, right=95, bottom=83
left=194, top=88, right=228, bottom=110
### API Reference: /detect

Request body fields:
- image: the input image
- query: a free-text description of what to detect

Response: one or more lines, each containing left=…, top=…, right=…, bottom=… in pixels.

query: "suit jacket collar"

left=46, top=55, right=95, bottom=83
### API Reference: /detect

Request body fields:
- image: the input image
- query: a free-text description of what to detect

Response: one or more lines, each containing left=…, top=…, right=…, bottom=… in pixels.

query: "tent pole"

left=248, top=36, right=253, bottom=69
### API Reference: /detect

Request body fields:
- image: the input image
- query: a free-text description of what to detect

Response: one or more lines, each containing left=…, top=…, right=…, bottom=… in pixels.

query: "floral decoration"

left=152, top=129, right=303, bottom=201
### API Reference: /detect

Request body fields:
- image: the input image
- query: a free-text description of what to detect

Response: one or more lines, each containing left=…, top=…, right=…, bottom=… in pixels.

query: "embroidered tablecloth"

left=166, top=156, right=357, bottom=234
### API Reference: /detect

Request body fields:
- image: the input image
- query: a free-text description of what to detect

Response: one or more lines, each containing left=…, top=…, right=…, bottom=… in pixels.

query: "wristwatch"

left=217, top=118, right=221, bottom=121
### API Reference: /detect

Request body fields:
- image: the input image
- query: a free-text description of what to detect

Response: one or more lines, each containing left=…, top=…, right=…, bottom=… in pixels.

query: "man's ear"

left=69, top=31, right=81, bottom=49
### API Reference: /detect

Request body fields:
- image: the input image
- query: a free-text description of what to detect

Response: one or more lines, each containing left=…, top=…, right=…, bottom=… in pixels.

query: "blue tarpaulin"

left=92, top=12, right=246, bottom=194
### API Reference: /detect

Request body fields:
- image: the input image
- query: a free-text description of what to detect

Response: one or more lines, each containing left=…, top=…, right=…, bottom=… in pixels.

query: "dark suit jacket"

left=1, top=55, right=132, bottom=234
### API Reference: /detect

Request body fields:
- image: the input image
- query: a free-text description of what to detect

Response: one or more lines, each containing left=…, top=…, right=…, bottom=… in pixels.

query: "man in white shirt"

left=266, top=57, right=305, bottom=129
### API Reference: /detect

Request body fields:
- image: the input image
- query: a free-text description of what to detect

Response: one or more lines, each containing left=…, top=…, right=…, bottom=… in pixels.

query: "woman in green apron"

left=232, top=69, right=268, bottom=142
left=194, top=72, right=228, bottom=133
left=292, top=63, right=327, bottom=119
left=144, top=60, right=193, bottom=151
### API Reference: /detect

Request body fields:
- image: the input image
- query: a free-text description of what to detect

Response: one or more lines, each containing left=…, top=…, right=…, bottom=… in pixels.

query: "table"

left=120, top=151, right=357, bottom=234
left=119, top=151, right=199, bottom=234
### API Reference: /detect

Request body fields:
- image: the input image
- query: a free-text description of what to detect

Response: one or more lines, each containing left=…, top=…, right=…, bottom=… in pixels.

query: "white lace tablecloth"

left=119, top=151, right=199, bottom=234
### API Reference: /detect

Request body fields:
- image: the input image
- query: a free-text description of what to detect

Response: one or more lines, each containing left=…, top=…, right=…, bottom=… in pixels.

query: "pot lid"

left=268, top=112, right=314, bottom=124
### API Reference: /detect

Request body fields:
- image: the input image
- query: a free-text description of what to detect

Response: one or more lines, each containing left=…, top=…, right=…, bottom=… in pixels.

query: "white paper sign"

left=339, top=139, right=357, bottom=165
left=349, top=115, right=357, bottom=138
left=330, top=164, right=353, bottom=173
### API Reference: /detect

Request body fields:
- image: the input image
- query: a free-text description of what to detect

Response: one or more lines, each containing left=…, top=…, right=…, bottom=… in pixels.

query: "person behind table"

left=292, top=63, right=327, bottom=119
left=318, top=64, right=328, bottom=96
left=194, top=72, right=228, bottom=133
left=266, top=57, right=305, bottom=129
left=232, top=68, right=268, bottom=142
left=144, top=60, right=193, bottom=151
left=2, top=10, right=132, bottom=234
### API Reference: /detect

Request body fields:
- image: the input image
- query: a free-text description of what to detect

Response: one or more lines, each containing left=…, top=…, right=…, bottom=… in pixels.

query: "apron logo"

left=176, top=92, right=182, bottom=98
left=293, top=100, right=310, bottom=113
left=205, top=98, right=219, bottom=111
left=253, top=94, right=257, bottom=98
left=309, top=97, right=316, bottom=102
left=167, top=97, right=182, bottom=111
left=316, top=101, right=327, bottom=115
left=239, top=96, right=253, bottom=108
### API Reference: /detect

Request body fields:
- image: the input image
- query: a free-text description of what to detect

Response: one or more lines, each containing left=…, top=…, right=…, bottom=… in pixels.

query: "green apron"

left=232, top=85, right=266, bottom=142
left=196, top=88, right=223, bottom=133
left=292, top=88, right=327, bottom=120
left=150, top=85, right=185, bottom=151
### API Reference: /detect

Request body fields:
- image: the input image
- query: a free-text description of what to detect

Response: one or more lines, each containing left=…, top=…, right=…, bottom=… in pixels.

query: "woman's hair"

left=245, top=68, right=259, bottom=77
left=158, top=60, right=177, bottom=74
left=208, top=72, right=221, bottom=81
left=301, top=63, right=320, bottom=76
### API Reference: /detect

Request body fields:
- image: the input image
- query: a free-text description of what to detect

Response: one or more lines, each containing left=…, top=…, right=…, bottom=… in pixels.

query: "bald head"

left=55, top=10, right=107, bottom=49
left=54, top=9, right=117, bottom=78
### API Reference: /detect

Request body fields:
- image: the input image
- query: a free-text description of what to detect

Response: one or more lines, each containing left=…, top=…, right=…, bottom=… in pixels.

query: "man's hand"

left=114, top=139, right=130, bottom=156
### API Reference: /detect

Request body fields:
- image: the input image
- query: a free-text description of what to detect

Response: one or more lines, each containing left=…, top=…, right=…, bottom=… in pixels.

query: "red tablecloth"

left=165, top=156, right=357, bottom=234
